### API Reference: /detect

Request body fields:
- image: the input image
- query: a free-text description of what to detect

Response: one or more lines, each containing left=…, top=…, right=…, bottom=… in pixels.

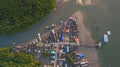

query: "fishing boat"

left=45, top=25, right=50, bottom=29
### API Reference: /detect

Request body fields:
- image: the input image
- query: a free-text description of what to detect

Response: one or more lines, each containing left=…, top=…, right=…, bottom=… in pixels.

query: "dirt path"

left=72, top=11, right=99, bottom=67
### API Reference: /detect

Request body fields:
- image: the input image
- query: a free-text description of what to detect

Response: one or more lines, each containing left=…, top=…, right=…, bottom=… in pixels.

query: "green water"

left=0, top=0, right=120, bottom=67
left=84, top=0, right=120, bottom=67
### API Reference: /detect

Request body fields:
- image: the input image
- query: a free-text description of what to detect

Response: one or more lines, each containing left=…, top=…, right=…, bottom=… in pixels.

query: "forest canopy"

left=0, top=0, right=56, bottom=35
left=0, top=47, right=41, bottom=67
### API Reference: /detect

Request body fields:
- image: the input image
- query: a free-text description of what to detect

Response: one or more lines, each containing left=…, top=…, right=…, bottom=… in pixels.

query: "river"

left=0, top=0, right=120, bottom=67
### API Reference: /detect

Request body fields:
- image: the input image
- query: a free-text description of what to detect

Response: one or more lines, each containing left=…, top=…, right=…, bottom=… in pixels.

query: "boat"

left=103, top=34, right=108, bottom=43
left=45, top=26, right=50, bottom=29
left=45, top=24, right=56, bottom=29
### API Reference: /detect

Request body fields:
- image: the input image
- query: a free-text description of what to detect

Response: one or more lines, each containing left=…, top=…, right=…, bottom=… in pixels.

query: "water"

left=82, top=0, right=120, bottom=67
left=0, top=0, right=120, bottom=67
left=84, top=0, right=120, bottom=67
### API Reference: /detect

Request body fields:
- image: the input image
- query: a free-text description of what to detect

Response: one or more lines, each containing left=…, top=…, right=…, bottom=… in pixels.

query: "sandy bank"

left=76, top=0, right=94, bottom=6
left=72, top=11, right=99, bottom=67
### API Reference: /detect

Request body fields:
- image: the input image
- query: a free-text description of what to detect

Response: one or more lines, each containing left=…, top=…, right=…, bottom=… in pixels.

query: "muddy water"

left=0, top=0, right=120, bottom=66
left=82, top=0, right=120, bottom=67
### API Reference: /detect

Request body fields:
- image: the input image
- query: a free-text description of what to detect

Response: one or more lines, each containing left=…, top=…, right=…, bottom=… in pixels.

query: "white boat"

left=107, top=31, right=111, bottom=35
left=103, top=34, right=108, bottom=43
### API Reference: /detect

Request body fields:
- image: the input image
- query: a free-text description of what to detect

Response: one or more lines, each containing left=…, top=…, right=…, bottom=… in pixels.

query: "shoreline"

left=15, top=12, right=99, bottom=67
left=1, top=0, right=99, bottom=67
left=72, top=11, right=99, bottom=67
left=36, top=11, right=99, bottom=67
left=15, top=0, right=99, bottom=67
left=8, top=12, right=99, bottom=67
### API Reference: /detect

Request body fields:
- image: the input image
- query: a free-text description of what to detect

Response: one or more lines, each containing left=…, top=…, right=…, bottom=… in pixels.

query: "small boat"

left=45, top=24, right=56, bottom=29
left=45, top=26, right=50, bottom=29
left=107, top=31, right=111, bottom=36
left=103, top=34, right=108, bottom=43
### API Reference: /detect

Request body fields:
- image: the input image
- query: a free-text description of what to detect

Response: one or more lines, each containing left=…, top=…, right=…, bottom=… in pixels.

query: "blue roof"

left=66, top=46, right=69, bottom=53
left=50, top=50, right=55, bottom=54
left=79, top=53, right=86, bottom=58
left=61, top=36, right=64, bottom=41
left=52, top=56, right=56, bottom=59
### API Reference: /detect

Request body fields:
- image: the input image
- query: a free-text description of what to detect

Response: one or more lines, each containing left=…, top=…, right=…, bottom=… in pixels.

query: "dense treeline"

left=0, top=47, right=41, bottom=67
left=0, top=0, right=56, bottom=35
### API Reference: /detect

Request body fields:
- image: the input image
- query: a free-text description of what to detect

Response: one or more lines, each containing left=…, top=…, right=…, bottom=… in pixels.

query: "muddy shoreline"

left=72, top=11, right=99, bottom=67
left=17, top=0, right=99, bottom=67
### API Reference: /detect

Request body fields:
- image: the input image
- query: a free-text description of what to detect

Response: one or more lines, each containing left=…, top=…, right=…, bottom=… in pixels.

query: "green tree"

left=0, top=0, right=56, bottom=35
left=0, top=47, right=41, bottom=67
left=42, top=51, right=50, bottom=57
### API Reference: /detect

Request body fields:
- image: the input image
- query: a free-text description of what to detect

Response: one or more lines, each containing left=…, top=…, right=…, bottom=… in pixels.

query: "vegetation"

left=0, top=0, right=56, bottom=35
left=67, top=53, right=75, bottom=63
left=0, top=47, right=41, bottom=67
left=37, top=42, right=42, bottom=47
left=42, top=51, right=50, bottom=57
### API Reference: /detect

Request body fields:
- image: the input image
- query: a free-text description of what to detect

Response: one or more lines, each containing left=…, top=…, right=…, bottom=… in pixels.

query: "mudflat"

left=56, top=1, right=99, bottom=67
left=72, top=11, right=98, bottom=67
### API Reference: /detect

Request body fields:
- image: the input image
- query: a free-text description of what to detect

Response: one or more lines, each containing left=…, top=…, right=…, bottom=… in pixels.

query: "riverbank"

left=0, top=0, right=99, bottom=66
left=0, top=0, right=66, bottom=47
left=3, top=11, right=99, bottom=67
left=72, top=11, right=99, bottom=67
left=9, top=14, right=99, bottom=67
left=0, top=0, right=119, bottom=67
left=0, top=0, right=56, bottom=35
